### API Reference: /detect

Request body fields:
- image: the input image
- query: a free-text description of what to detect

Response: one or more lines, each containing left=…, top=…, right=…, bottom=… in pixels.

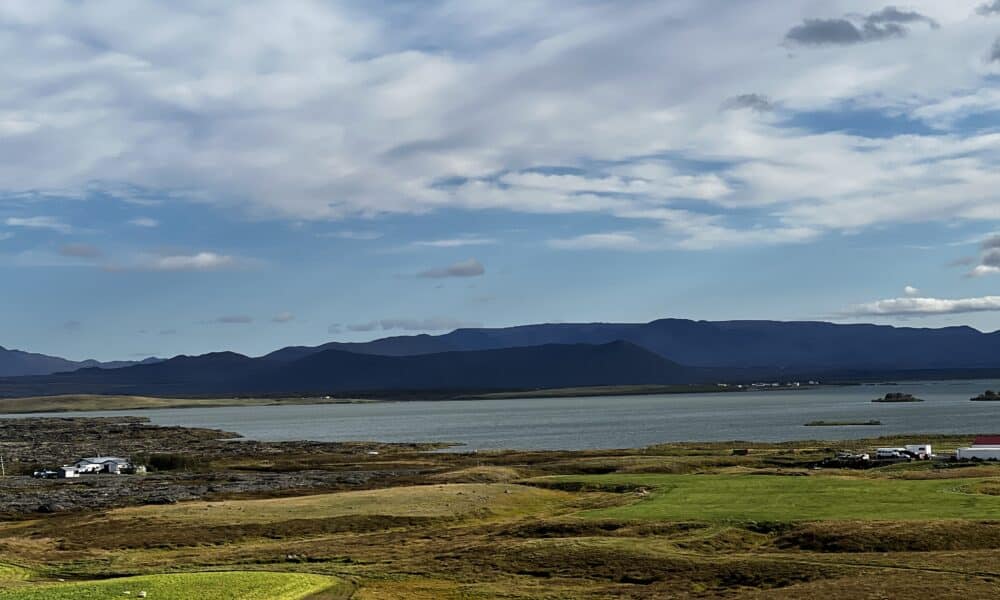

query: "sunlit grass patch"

left=0, top=571, right=338, bottom=600
left=0, top=563, right=31, bottom=584
left=539, top=474, right=1000, bottom=521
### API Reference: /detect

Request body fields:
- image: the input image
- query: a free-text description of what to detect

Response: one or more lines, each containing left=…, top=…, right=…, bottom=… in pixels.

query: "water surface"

left=6, top=380, right=1000, bottom=450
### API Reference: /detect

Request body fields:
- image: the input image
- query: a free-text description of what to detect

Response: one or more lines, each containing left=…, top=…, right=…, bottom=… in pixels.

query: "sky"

left=1, top=0, right=1000, bottom=361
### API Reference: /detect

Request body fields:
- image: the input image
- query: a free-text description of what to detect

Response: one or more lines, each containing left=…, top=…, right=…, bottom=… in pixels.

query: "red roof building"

left=972, top=435, right=1000, bottom=446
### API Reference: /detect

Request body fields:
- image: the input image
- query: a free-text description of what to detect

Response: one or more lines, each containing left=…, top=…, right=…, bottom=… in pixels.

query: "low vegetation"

left=0, top=572, right=342, bottom=600
left=2, top=419, right=1000, bottom=598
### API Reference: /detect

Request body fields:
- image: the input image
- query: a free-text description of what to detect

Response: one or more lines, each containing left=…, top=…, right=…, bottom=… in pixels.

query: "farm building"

left=955, top=436, right=1000, bottom=460
left=957, top=447, right=1000, bottom=460
left=74, top=456, right=132, bottom=474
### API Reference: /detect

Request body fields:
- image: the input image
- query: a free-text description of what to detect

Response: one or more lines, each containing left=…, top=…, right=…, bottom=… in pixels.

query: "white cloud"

left=971, top=265, right=1000, bottom=276
left=904, top=285, right=920, bottom=296
left=5, top=216, right=72, bottom=234
left=549, top=232, right=645, bottom=251
left=844, top=295, right=1000, bottom=316
left=271, top=312, right=295, bottom=323
left=413, top=236, right=497, bottom=248
left=128, top=217, right=159, bottom=227
left=144, top=252, right=238, bottom=272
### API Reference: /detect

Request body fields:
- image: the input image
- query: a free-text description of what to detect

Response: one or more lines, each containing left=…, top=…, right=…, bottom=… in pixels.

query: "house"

left=59, top=466, right=79, bottom=478
left=74, top=456, right=131, bottom=474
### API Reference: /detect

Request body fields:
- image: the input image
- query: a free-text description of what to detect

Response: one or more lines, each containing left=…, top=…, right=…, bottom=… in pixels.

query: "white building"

left=955, top=436, right=1000, bottom=460
left=957, top=447, right=1000, bottom=460
left=74, top=456, right=131, bottom=474
left=59, top=466, right=79, bottom=478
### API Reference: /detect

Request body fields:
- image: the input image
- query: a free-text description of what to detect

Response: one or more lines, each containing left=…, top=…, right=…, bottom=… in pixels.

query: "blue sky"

left=1, top=0, right=1000, bottom=361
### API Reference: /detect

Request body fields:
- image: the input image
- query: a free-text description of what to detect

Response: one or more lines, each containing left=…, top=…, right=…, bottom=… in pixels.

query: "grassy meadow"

left=542, top=473, right=1000, bottom=521
left=5, top=433, right=1000, bottom=598
left=0, top=571, right=343, bottom=600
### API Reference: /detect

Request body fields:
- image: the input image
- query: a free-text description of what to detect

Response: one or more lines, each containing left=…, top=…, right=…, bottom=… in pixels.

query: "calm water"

left=7, top=380, right=1000, bottom=450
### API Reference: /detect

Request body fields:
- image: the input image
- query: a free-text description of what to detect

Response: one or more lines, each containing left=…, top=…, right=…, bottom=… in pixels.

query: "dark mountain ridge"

left=261, top=319, right=1000, bottom=370
left=0, top=346, right=161, bottom=377
left=0, top=342, right=692, bottom=397
left=5, top=318, right=1000, bottom=399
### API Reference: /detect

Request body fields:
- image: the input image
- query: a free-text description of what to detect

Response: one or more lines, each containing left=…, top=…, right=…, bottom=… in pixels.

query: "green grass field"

left=0, top=563, right=31, bottom=584
left=0, top=571, right=339, bottom=600
left=542, top=474, right=1000, bottom=521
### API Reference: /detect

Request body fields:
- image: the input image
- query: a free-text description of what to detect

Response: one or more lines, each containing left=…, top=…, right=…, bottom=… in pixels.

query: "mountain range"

left=0, top=342, right=693, bottom=397
left=0, top=346, right=160, bottom=377
left=262, top=319, right=1000, bottom=370
left=3, top=318, right=1000, bottom=397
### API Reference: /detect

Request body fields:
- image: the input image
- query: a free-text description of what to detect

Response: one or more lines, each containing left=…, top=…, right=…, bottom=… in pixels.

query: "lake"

left=7, top=380, right=1000, bottom=450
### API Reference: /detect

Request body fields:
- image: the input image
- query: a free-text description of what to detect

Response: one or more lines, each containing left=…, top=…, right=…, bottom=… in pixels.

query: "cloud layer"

left=0, top=1, right=996, bottom=254
left=844, top=295, right=1000, bottom=317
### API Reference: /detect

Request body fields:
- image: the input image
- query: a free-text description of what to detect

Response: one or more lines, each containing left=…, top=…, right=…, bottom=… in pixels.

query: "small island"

left=971, top=390, right=1000, bottom=401
left=805, top=419, right=882, bottom=427
left=872, top=392, right=923, bottom=403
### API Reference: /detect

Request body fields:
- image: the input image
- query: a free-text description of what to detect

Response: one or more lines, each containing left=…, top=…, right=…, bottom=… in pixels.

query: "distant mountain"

left=0, top=342, right=695, bottom=397
left=252, top=341, right=693, bottom=393
left=261, top=319, right=1000, bottom=371
left=6, top=318, right=1000, bottom=399
left=0, top=346, right=161, bottom=377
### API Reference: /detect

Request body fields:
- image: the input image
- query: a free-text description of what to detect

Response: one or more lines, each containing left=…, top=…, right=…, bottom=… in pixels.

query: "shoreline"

left=0, top=394, right=381, bottom=415
left=0, top=377, right=994, bottom=417
left=0, top=384, right=828, bottom=415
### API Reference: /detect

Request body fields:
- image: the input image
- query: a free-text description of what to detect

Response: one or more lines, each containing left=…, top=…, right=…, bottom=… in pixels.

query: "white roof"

left=78, top=457, right=129, bottom=464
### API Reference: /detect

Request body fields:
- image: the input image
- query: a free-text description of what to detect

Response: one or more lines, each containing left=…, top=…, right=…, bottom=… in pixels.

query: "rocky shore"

left=0, top=416, right=441, bottom=515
